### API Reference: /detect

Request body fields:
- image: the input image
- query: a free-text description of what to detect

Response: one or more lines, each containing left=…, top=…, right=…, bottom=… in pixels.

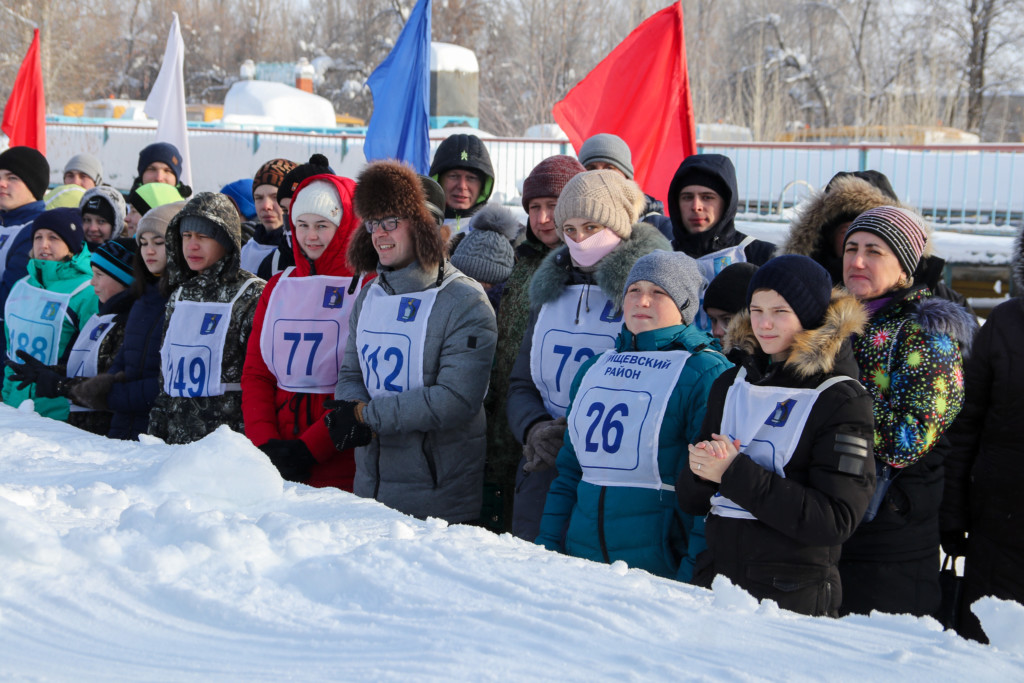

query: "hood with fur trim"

left=1013, top=226, right=1024, bottom=294
left=80, top=186, right=127, bottom=239
left=348, top=161, right=446, bottom=274
left=528, top=221, right=671, bottom=311
left=725, top=289, right=867, bottom=379
left=783, top=175, right=926, bottom=283
left=288, top=173, right=360, bottom=277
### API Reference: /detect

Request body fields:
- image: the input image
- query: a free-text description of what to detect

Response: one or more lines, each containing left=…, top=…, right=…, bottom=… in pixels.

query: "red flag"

left=553, top=1, right=694, bottom=206
left=2, top=29, right=46, bottom=155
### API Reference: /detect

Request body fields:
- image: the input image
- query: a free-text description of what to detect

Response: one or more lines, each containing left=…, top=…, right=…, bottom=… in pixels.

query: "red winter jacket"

left=242, top=174, right=367, bottom=490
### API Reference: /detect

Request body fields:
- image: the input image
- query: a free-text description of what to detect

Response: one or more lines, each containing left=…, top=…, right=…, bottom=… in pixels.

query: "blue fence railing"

left=40, top=122, right=1024, bottom=229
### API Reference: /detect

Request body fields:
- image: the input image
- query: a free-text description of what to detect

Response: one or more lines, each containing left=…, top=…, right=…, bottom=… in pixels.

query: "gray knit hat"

left=136, top=200, right=186, bottom=241
left=623, top=250, right=706, bottom=326
left=450, top=205, right=520, bottom=284
left=554, top=170, right=643, bottom=240
left=63, top=153, right=104, bottom=186
left=578, top=134, right=634, bottom=179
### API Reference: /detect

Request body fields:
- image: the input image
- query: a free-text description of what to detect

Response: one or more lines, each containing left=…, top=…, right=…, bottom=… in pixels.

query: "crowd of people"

left=0, top=130, right=1013, bottom=638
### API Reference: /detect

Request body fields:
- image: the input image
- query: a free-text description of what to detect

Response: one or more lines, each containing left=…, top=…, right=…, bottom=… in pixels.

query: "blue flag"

left=364, top=0, right=432, bottom=174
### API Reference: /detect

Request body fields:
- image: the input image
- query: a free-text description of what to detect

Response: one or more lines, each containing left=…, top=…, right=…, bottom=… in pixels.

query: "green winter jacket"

left=536, top=321, right=732, bottom=581
left=2, top=249, right=99, bottom=420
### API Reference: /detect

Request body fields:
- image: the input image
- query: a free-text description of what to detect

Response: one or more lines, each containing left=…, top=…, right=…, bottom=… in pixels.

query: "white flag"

left=144, top=12, right=192, bottom=185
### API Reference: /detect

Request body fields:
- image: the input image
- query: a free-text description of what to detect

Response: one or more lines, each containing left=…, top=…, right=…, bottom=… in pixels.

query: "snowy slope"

left=1, top=405, right=1022, bottom=681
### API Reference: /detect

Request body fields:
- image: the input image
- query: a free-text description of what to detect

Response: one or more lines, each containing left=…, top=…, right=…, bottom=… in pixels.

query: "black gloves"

left=323, top=399, right=374, bottom=451
left=5, top=350, right=70, bottom=398
left=259, top=439, right=318, bottom=483
left=940, top=530, right=970, bottom=558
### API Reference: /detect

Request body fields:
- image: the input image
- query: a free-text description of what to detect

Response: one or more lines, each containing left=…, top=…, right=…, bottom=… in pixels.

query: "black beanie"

left=278, top=154, right=333, bottom=203
left=81, top=192, right=117, bottom=227
left=0, top=146, right=50, bottom=200
left=674, top=166, right=730, bottom=202
left=92, top=238, right=137, bottom=287
left=32, top=207, right=85, bottom=254
left=747, top=255, right=832, bottom=330
left=704, top=262, right=759, bottom=315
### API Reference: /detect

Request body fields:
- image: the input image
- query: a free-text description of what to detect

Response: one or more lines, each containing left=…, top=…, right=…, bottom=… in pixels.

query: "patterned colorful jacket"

left=851, top=286, right=974, bottom=467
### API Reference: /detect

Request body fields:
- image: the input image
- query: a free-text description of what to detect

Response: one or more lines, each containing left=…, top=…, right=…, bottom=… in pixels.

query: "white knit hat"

left=290, top=180, right=342, bottom=225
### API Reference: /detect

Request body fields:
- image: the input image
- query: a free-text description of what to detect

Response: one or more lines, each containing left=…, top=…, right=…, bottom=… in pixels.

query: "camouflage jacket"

left=147, top=192, right=266, bottom=444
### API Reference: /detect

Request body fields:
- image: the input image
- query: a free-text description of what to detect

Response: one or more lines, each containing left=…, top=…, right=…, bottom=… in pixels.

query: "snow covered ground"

left=2, top=405, right=1023, bottom=681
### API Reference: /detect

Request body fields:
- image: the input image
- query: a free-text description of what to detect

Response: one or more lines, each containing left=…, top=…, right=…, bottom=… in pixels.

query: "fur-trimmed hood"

left=725, top=289, right=867, bottom=379
left=347, top=161, right=446, bottom=275
left=528, top=222, right=672, bottom=310
left=782, top=176, right=921, bottom=283
left=80, top=185, right=127, bottom=239
left=911, top=291, right=979, bottom=356
left=1013, top=225, right=1024, bottom=293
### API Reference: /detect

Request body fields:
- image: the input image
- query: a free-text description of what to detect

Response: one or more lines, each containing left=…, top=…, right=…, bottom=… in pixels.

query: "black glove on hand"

left=259, top=439, right=317, bottom=483
left=323, top=399, right=374, bottom=451
left=5, top=350, right=69, bottom=398
left=523, top=416, right=568, bottom=472
left=940, top=530, right=970, bottom=558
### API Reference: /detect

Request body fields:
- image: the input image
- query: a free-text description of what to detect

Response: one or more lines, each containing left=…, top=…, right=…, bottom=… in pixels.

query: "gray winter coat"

left=335, top=260, right=497, bottom=523
left=506, top=222, right=672, bottom=443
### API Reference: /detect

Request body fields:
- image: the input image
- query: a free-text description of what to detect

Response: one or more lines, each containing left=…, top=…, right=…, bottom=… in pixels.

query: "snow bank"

left=0, top=406, right=1021, bottom=680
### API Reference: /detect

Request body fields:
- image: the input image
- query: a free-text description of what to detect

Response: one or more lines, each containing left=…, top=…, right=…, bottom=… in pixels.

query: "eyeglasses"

left=364, top=217, right=403, bottom=234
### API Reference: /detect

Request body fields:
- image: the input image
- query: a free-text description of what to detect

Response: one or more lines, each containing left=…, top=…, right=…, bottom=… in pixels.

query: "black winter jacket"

left=668, top=154, right=775, bottom=264
left=677, top=292, right=875, bottom=616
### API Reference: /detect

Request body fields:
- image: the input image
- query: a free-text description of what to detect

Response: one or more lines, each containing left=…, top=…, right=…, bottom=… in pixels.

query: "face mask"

left=564, top=228, right=622, bottom=267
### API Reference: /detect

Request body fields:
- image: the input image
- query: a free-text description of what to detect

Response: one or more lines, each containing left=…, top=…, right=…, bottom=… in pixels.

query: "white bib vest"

left=710, top=367, right=855, bottom=520
left=355, top=273, right=464, bottom=399
left=240, top=239, right=278, bottom=275
left=5, top=278, right=90, bottom=364
left=694, top=235, right=755, bottom=332
left=66, top=312, right=118, bottom=379
left=530, top=284, right=622, bottom=418
left=259, top=267, right=361, bottom=393
left=569, top=349, right=691, bottom=491
left=160, top=278, right=261, bottom=398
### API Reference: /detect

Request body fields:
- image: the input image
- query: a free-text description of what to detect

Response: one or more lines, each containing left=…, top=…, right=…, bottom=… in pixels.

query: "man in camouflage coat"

left=147, top=192, right=265, bottom=444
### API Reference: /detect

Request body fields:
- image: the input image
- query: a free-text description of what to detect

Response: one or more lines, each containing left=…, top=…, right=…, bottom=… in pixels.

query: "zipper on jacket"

left=597, top=487, right=610, bottom=564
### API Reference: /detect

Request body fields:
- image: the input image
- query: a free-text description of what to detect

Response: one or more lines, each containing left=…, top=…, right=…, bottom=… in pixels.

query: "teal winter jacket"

left=3, top=249, right=99, bottom=420
left=536, top=322, right=732, bottom=581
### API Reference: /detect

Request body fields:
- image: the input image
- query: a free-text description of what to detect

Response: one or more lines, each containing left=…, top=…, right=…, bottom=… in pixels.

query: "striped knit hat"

left=844, top=206, right=928, bottom=277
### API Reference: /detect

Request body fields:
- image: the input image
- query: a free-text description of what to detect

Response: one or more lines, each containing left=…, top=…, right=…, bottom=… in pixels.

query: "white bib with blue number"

left=355, top=273, right=464, bottom=399
left=160, top=278, right=261, bottom=398
left=5, top=278, right=89, bottom=364
left=569, top=349, right=690, bottom=490
left=530, top=285, right=622, bottom=418
left=66, top=312, right=117, bottom=379
left=710, top=367, right=854, bottom=520
left=693, top=235, right=754, bottom=332
left=260, top=267, right=361, bottom=393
